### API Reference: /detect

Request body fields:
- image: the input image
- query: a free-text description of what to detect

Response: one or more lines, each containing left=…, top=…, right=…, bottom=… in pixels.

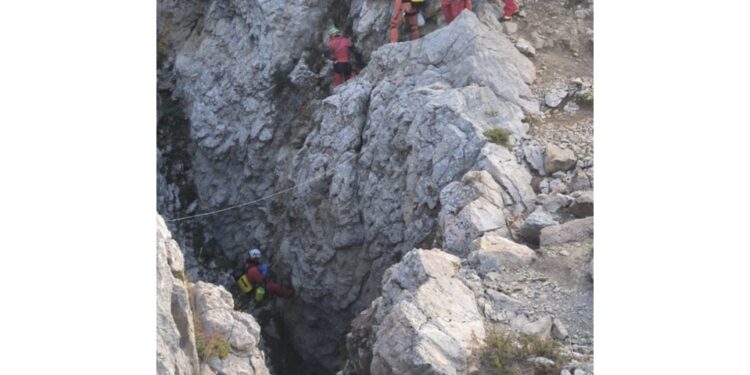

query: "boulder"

left=544, top=89, right=568, bottom=108
left=469, top=233, right=537, bottom=275
left=439, top=171, right=509, bottom=255
left=519, top=208, right=559, bottom=245
left=368, top=249, right=486, bottom=375
left=516, top=38, right=536, bottom=57
left=569, top=191, right=594, bottom=218
left=539, top=217, right=594, bottom=247
left=544, top=144, right=577, bottom=174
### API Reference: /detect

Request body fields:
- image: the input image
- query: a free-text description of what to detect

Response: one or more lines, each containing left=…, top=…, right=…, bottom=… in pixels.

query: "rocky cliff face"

left=157, top=1, right=594, bottom=373
left=157, top=215, right=271, bottom=375
left=341, top=232, right=594, bottom=374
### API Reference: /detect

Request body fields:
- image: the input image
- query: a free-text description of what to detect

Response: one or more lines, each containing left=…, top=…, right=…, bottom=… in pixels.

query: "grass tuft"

left=483, top=127, right=513, bottom=149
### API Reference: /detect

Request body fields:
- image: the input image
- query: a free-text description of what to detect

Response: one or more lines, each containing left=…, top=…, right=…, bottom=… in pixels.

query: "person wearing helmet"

left=244, top=248, right=294, bottom=299
left=389, top=0, right=425, bottom=43
left=440, top=0, right=472, bottom=24
left=326, top=27, right=363, bottom=87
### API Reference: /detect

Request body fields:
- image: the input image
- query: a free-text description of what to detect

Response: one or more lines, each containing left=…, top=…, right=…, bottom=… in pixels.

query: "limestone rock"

left=539, top=217, right=594, bottom=247
left=469, top=234, right=537, bottom=275
left=522, top=140, right=546, bottom=176
left=157, top=215, right=270, bottom=375
left=516, top=38, right=536, bottom=57
left=552, top=318, right=569, bottom=340
left=160, top=7, right=539, bottom=370
left=569, top=191, right=594, bottom=217
left=544, top=89, right=568, bottom=108
left=439, top=171, right=509, bottom=255
left=157, top=216, right=200, bottom=375
left=344, top=249, right=486, bottom=375
left=519, top=208, right=559, bottom=245
left=503, top=21, right=518, bottom=34
left=545, top=144, right=577, bottom=174
left=511, top=315, right=553, bottom=339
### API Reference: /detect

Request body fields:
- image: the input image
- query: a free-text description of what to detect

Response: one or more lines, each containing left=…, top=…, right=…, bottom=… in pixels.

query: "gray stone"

left=528, top=357, right=556, bottom=366
left=516, top=38, right=536, bottom=57
left=503, top=21, right=518, bottom=34
left=569, top=190, right=594, bottom=218
left=511, top=315, right=553, bottom=339
left=544, top=89, right=568, bottom=108
left=552, top=318, right=569, bottom=340
left=519, top=208, right=559, bottom=244
left=522, top=140, right=546, bottom=175
left=530, top=32, right=546, bottom=49
left=157, top=216, right=200, bottom=375
left=366, top=249, right=486, bottom=375
left=545, top=143, right=577, bottom=174
left=561, top=370, right=573, bottom=375
left=469, top=234, right=537, bottom=275
left=574, top=369, right=588, bottom=375
left=439, top=171, right=509, bottom=255
left=539, top=217, right=594, bottom=247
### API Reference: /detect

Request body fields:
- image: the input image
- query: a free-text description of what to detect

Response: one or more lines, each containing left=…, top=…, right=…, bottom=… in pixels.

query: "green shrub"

left=483, top=127, right=513, bottom=149
left=172, top=270, right=187, bottom=282
left=196, top=329, right=231, bottom=360
left=481, top=327, right=564, bottom=375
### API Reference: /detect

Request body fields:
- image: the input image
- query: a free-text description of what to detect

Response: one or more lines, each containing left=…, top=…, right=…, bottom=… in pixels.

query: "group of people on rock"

left=327, top=0, right=521, bottom=87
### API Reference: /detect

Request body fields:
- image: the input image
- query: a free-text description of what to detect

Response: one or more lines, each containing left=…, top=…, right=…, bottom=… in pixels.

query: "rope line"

left=166, top=151, right=359, bottom=222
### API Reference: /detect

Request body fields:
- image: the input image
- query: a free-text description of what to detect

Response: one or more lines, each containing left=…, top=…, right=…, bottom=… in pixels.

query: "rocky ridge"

left=157, top=1, right=595, bottom=373
left=157, top=215, right=271, bottom=375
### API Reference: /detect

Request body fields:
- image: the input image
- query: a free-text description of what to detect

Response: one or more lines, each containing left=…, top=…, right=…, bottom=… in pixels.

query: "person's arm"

left=466, top=0, right=473, bottom=11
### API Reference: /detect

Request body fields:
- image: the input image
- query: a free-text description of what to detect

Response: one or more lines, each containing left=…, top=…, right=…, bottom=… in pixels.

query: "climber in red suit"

left=440, top=0, right=472, bottom=23
left=327, top=27, right=363, bottom=87
left=245, top=249, right=294, bottom=299
left=389, top=0, right=424, bottom=43
left=499, top=0, right=519, bottom=21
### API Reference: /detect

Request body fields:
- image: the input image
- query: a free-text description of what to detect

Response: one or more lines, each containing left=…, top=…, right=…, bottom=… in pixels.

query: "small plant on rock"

left=195, top=328, right=231, bottom=361
left=481, top=327, right=564, bottom=375
left=483, top=127, right=513, bottom=149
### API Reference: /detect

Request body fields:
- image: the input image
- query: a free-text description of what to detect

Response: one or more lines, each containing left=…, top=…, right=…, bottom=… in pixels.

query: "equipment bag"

left=236, top=274, right=253, bottom=294
left=254, top=285, right=266, bottom=302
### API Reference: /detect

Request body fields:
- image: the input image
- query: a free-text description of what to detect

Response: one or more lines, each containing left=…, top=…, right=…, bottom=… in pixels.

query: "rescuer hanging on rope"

left=236, top=248, right=294, bottom=302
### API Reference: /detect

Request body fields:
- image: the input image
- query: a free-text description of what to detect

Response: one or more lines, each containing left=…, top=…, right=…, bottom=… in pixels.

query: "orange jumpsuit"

left=389, top=0, right=423, bottom=43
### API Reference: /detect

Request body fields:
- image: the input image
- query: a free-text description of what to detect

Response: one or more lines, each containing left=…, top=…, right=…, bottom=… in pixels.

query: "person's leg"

left=406, top=13, right=420, bottom=40
left=390, top=0, right=405, bottom=42
left=343, top=63, right=353, bottom=82
left=450, top=0, right=464, bottom=21
left=440, top=0, right=453, bottom=22
left=333, top=71, right=343, bottom=87
left=267, top=282, right=293, bottom=298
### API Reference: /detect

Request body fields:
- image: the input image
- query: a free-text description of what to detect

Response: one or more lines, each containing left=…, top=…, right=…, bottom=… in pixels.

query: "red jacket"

left=327, top=35, right=352, bottom=63
left=246, top=265, right=266, bottom=286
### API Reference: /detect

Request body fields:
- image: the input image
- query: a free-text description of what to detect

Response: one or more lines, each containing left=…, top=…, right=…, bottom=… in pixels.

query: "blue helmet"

left=249, top=248, right=261, bottom=258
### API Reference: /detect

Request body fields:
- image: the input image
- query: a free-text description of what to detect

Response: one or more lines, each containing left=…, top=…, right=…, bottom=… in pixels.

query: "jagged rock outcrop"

left=342, top=249, right=486, bottom=375
left=157, top=215, right=270, bottom=375
left=341, top=238, right=594, bottom=375
left=158, top=216, right=200, bottom=375
left=159, top=5, right=540, bottom=370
